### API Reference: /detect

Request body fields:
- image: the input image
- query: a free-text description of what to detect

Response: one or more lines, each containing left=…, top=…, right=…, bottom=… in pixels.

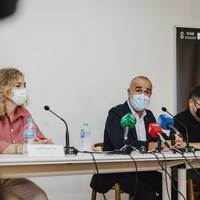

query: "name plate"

left=27, top=144, right=65, bottom=157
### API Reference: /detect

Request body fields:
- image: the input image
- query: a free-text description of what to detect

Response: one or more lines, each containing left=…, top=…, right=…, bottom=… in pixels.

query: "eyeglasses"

left=193, top=99, right=200, bottom=107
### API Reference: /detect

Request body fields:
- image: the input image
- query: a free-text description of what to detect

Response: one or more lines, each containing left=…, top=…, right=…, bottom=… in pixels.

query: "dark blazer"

left=103, top=101, right=157, bottom=151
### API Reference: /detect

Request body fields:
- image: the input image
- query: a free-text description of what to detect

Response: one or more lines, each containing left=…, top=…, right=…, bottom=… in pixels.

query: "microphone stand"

left=170, top=134, right=179, bottom=154
left=44, top=106, right=78, bottom=155
left=120, top=139, right=140, bottom=154
left=162, top=107, right=194, bottom=153
left=155, top=140, right=163, bottom=153
left=170, top=133, right=175, bottom=146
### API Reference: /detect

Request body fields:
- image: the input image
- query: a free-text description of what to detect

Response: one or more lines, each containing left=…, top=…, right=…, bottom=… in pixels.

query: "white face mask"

left=130, top=94, right=150, bottom=111
left=11, top=88, right=28, bottom=105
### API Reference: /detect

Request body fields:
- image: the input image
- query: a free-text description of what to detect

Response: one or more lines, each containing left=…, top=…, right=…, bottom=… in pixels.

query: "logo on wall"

left=179, top=30, right=197, bottom=40
left=197, top=33, right=200, bottom=40
left=180, top=32, right=184, bottom=39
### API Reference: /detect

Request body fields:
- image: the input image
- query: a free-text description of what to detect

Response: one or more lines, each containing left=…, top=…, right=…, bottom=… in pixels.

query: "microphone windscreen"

left=148, top=123, right=163, bottom=138
left=120, top=113, right=137, bottom=128
left=44, top=105, right=50, bottom=111
left=157, top=114, right=174, bottom=130
left=161, top=107, right=167, bottom=112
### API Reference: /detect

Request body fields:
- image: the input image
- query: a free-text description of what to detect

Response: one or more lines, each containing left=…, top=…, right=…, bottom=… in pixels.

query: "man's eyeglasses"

left=193, top=99, right=200, bottom=107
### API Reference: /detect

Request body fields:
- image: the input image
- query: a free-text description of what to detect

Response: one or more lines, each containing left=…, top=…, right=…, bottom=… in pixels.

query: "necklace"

left=8, top=112, right=15, bottom=121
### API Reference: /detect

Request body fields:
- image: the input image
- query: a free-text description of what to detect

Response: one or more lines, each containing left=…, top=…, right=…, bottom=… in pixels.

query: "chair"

left=187, top=178, right=200, bottom=200
left=91, top=182, right=132, bottom=200
left=91, top=142, right=132, bottom=200
left=91, top=142, right=104, bottom=152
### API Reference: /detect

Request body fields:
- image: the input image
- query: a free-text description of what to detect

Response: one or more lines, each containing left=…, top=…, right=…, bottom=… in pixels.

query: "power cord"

left=173, top=148, right=200, bottom=177
left=128, top=153, right=138, bottom=199
left=149, top=151, right=186, bottom=200
left=89, top=152, right=107, bottom=200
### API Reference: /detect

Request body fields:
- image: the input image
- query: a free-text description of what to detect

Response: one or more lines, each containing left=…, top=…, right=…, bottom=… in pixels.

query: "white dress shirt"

left=127, top=100, right=147, bottom=141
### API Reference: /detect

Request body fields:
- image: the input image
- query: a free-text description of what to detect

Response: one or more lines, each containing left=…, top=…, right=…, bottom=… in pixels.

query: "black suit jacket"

left=103, top=101, right=157, bottom=151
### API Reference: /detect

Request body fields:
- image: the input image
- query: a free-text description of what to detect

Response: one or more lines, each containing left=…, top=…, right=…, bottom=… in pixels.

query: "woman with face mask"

left=0, top=67, right=52, bottom=200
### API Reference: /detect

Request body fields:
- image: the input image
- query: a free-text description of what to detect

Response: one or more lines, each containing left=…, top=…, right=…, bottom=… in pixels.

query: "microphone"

left=148, top=123, right=171, bottom=149
left=161, top=107, right=192, bottom=153
left=44, top=105, right=78, bottom=154
left=120, top=113, right=137, bottom=144
left=157, top=114, right=183, bottom=139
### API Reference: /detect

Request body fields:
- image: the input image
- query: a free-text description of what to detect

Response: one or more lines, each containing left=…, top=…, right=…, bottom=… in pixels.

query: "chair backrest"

left=91, top=142, right=103, bottom=152
left=187, top=178, right=200, bottom=200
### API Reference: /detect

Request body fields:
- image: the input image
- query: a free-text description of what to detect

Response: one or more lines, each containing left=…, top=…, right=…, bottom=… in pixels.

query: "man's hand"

left=173, top=135, right=185, bottom=148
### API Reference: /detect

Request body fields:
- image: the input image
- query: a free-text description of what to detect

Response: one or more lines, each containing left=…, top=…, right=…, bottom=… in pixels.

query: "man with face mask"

left=173, top=85, right=200, bottom=190
left=90, top=76, right=165, bottom=200
left=174, top=85, right=200, bottom=147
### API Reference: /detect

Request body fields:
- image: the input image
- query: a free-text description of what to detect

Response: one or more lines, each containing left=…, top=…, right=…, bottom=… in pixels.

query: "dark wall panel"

left=176, top=27, right=200, bottom=112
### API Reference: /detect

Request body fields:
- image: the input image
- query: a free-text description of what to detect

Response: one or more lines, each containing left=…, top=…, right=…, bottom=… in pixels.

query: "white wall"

left=0, top=0, right=200, bottom=199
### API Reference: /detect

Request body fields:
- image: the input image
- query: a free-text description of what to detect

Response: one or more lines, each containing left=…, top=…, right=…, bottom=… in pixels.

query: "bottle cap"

left=27, top=118, right=33, bottom=123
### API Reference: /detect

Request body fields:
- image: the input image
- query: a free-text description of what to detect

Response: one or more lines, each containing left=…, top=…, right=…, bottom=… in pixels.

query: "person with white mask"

left=0, top=67, right=52, bottom=200
left=90, top=76, right=172, bottom=200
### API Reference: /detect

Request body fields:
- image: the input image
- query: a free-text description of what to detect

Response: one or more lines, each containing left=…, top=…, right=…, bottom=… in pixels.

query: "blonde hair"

left=0, top=68, right=27, bottom=117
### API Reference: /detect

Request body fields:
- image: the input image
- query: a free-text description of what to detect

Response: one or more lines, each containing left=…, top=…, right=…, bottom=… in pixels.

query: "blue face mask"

left=130, top=94, right=150, bottom=111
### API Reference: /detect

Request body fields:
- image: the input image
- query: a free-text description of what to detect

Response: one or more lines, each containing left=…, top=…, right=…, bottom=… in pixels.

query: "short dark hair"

left=188, top=85, right=200, bottom=99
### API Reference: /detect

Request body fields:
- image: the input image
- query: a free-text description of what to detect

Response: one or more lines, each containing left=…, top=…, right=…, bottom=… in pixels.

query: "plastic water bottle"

left=23, top=118, right=36, bottom=154
left=80, top=123, right=91, bottom=151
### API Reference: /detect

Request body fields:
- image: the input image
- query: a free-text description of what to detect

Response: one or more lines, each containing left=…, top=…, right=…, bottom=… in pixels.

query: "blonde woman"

left=0, top=67, right=52, bottom=200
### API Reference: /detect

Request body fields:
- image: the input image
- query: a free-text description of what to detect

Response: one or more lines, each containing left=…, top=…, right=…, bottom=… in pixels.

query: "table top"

left=0, top=150, right=198, bottom=166
left=0, top=150, right=198, bottom=179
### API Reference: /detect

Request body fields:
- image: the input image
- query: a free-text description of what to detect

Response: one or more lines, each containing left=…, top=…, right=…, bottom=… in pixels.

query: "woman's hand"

left=35, top=138, right=53, bottom=144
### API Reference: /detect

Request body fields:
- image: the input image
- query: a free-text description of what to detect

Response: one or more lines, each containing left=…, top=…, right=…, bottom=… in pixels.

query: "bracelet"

left=15, top=144, right=18, bottom=154
left=15, top=144, right=20, bottom=154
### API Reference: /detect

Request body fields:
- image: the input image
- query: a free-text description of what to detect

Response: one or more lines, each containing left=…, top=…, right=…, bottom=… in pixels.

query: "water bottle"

left=23, top=118, right=36, bottom=154
left=80, top=123, right=91, bottom=151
